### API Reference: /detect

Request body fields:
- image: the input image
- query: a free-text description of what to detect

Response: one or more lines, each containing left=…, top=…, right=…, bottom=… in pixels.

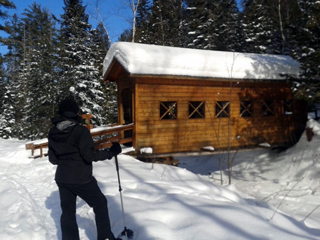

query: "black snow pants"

left=57, top=178, right=116, bottom=240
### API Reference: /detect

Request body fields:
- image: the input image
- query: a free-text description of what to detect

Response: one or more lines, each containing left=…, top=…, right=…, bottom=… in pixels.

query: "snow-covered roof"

left=103, top=42, right=301, bottom=80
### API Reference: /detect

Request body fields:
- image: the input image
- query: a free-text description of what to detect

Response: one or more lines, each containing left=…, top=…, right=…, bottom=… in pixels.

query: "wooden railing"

left=25, top=121, right=134, bottom=158
left=91, top=124, right=134, bottom=150
left=25, top=139, right=48, bottom=159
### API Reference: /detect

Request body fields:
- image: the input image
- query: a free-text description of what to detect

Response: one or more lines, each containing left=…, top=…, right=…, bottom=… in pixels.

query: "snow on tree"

left=91, top=24, right=117, bottom=124
left=288, top=0, right=320, bottom=102
left=183, top=0, right=241, bottom=51
left=138, top=0, right=184, bottom=46
left=16, top=3, right=58, bottom=139
left=241, top=0, right=277, bottom=54
left=60, top=0, right=107, bottom=126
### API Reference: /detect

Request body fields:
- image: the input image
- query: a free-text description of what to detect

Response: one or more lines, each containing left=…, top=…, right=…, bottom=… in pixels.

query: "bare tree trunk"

left=121, top=0, right=141, bottom=42
left=278, top=0, right=285, bottom=53
left=89, top=0, right=112, bottom=45
left=131, top=0, right=141, bottom=42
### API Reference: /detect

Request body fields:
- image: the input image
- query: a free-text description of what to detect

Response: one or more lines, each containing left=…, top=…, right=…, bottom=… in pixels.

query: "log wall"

left=133, top=78, right=297, bottom=154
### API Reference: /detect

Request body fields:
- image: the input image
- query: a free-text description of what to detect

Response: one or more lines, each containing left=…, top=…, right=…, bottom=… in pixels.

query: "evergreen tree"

left=91, top=22, right=110, bottom=76
left=290, top=0, right=320, bottom=102
left=0, top=81, right=15, bottom=138
left=118, top=29, right=133, bottom=42
left=141, top=0, right=184, bottom=46
left=0, top=0, right=16, bottom=99
left=0, top=2, right=22, bottom=138
left=91, top=23, right=117, bottom=124
left=0, top=55, right=11, bottom=138
left=186, top=0, right=241, bottom=51
left=59, top=0, right=91, bottom=97
left=269, top=0, right=301, bottom=55
left=18, top=3, right=57, bottom=139
left=0, top=14, right=24, bottom=77
left=0, top=0, right=15, bottom=23
left=182, top=0, right=217, bottom=49
left=135, top=0, right=151, bottom=43
left=0, top=54, right=5, bottom=105
left=60, top=0, right=107, bottom=126
left=241, top=0, right=277, bottom=54
left=295, top=0, right=320, bottom=81
left=212, top=0, right=241, bottom=51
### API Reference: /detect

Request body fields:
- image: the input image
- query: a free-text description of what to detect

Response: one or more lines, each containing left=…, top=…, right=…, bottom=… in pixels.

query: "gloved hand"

left=110, top=142, right=122, bottom=156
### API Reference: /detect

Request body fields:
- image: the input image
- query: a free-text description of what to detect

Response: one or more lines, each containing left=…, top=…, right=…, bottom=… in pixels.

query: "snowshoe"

left=117, top=227, right=134, bottom=240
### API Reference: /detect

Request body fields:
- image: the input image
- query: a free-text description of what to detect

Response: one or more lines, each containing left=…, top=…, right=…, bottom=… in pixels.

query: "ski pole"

left=115, top=154, right=127, bottom=228
left=115, top=154, right=134, bottom=239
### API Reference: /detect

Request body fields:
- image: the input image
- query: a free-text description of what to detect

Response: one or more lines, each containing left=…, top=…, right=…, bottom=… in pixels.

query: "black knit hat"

left=58, top=98, right=80, bottom=117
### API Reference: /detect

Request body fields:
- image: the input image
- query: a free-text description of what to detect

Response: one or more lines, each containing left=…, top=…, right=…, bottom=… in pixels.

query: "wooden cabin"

left=103, top=42, right=306, bottom=154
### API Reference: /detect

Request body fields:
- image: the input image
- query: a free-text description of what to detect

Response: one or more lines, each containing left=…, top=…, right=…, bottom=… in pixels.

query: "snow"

left=1, top=120, right=320, bottom=240
left=103, top=42, right=301, bottom=80
left=202, top=146, right=215, bottom=151
left=140, top=147, right=153, bottom=154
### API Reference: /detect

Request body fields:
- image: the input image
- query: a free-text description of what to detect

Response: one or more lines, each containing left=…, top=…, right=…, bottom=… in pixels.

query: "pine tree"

left=0, top=54, right=5, bottom=105
left=0, top=2, right=23, bottom=139
left=141, top=0, right=184, bottom=46
left=0, top=0, right=16, bottom=86
left=91, top=23, right=117, bottom=124
left=60, top=0, right=107, bottom=126
left=0, top=13, right=24, bottom=76
left=295, top=0, right=320, bottom=81
left=184, top=0, right=240, bottom=51
left=17, top=3, right=58, bottom=139
left=135, top=0, right=151, bottom=43
left=211, top=0, right=241, bottom=51
left=183, top=0, right=217, bottom=49
left=0, top=81, right=15, bottom=138
left=0, top=55, right=11, bottom=138
left=241, top=0, right=277, bottom=54
left=270, top=0, right=301, bottom=55
left=0, top=0, right=16, bottom=23
left=290, top=0, right=320, bottom=102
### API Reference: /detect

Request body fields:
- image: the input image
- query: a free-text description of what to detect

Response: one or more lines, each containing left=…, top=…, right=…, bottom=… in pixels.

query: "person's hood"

left=49, top=117, right=79, bottom=142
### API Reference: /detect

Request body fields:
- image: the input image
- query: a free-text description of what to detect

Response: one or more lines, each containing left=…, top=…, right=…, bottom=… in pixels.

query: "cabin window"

left=284, top=100, right=293, bottom=115
left=189, top=101, right=205, bottom=119
left=240, top=101, right=253, bottom=117
left=160, top=101, right=177, bottom=120
left=261, top=100, right=275, bottom=116
left=216, top=101, right=230, bottom=118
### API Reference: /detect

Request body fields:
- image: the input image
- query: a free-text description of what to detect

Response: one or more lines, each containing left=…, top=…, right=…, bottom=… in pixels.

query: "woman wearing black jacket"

left=48, top=98, right=122, bottom=240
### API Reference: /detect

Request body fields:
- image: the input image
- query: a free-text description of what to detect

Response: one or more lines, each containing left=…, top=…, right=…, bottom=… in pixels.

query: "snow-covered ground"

left=1, top=121, right=320, bottom=240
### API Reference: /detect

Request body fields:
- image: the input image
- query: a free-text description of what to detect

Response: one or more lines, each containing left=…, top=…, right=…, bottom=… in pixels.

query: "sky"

left=0, top=0, right=132, bottom=54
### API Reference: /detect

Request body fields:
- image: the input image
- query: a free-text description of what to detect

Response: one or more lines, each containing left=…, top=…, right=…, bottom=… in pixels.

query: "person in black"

left=48, top=98, right=122, bottom=240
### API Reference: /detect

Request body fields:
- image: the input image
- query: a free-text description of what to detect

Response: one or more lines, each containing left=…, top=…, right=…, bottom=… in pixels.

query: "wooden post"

left=82, top=113, right=93, bottom=130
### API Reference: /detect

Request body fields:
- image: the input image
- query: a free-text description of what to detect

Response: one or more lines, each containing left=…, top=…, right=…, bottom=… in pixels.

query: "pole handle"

left=115, top=154, right=120, bottom=172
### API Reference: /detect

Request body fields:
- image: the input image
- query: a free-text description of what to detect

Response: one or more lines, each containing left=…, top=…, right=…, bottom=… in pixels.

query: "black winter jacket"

left=48, top=116, right=113, bottom=184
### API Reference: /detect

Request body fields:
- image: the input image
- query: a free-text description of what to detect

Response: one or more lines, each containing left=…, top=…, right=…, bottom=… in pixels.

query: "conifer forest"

left=0, top=0, right=319, bottom=140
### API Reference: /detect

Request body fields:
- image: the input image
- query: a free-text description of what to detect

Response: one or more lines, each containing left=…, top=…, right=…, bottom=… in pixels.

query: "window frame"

left=240, top=101, right=253, bottom=117
left=261, top=100, right=275, bottom=116
left=188, top=101, right=205, bottom=119
left=159, top=101, right=178, bottom=120
left=215, top=101, right=230, bottom=118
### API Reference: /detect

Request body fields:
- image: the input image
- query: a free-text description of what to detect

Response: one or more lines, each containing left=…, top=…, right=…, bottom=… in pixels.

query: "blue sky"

left=1, top=0, right=242, bottom=55
left=0, top=0, right=131, bottom=54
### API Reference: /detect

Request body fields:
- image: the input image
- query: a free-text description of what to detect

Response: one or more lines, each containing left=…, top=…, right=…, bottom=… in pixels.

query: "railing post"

left=82, top=113, right=93, bottom=130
